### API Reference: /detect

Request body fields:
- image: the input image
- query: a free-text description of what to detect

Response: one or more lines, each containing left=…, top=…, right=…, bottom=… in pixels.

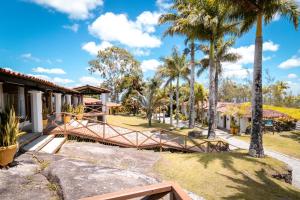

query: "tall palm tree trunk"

left=176, top=77, right=180, bottom=127
left=208, top=39, right=216, bottom=139
left=169, top=83, right=173, bottom=126
left=201, top=98, right=204, bottom=126
left=188, top=41, right=195, bottom=128
left=214, top=62, right=220, bottom=129
left=249, top=13, right=264, bottom=157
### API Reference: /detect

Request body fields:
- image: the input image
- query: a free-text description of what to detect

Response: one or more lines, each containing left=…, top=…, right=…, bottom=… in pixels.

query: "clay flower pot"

left=64, top=115, right=71, bottom=124
left=0, top=143, right=18, bottom=167
left=76, top=114, right=83, bottom=120
left=43, top=119, right=48, bottom=128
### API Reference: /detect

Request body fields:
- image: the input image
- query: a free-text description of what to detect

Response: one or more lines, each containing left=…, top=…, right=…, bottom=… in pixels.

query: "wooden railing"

left=44, top=112, right=229, bottom=153
left=84, top=105, right=103, bottom=114
left=80, top=182, right=191, bottom=200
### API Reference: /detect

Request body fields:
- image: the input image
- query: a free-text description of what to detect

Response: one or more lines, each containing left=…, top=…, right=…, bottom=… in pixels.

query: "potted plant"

left=62, top=103, right=73, bottom=123
left=42, top=105, right=48, bottom=128
left=230, top=118, right=238, bottom=135
left=0, top=107, right=25, bottom=166
left=74, top=104, right=84, bottom=120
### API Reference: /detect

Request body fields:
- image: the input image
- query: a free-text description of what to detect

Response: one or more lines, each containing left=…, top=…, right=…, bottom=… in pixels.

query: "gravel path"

left=215, top=129, right=300, bottom=189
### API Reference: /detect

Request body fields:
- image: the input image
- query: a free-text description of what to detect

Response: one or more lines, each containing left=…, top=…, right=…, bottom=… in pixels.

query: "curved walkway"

left=215, top=129, right=300, bottom=189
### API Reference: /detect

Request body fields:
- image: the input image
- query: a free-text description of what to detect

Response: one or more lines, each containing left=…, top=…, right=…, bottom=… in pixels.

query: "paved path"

left=214, top=129, right=300, bottom=189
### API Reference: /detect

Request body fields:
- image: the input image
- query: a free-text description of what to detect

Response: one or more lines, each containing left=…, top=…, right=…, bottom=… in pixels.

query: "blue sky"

left=0, top=0, right=300, bottom=94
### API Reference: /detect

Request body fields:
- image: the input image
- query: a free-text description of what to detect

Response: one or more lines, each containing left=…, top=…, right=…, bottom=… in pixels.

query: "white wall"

left=226, top=115, right=231, bottom=130
left=240, top=117, right=248, bottom=133
left=217, top=112, right=223, bottom=128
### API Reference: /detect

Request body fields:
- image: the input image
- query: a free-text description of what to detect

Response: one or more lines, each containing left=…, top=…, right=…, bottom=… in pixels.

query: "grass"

left=106, top=114, right=198, bottom=136
left=154, top=150, right=300, bottom=200
left=236, top=131, right=300, bottom=159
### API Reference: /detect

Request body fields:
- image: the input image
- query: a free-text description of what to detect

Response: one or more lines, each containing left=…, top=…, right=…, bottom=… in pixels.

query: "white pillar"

left=73, top=96, right=78, bottom=107
left=101, top=93, right=108, bottom=122
left=18, top=86, right=26, bottom=119
left=66, top=94, right=72, bottom=105
left=0, top=83, right=4, bottom=112
left=54, top=93, right=62, bottom=121
left=29, top=91, right=43, bottom=133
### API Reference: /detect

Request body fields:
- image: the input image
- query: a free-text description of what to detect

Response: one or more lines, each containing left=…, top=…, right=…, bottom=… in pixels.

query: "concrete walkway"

left=214, top=129, right=300, bottom=189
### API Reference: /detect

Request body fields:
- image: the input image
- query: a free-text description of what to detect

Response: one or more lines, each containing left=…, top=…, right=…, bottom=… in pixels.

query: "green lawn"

left=155, top=151, right=300, bottom=200
left=236, top=131, right=300, bottom=159
left=106, top=114, right=198, bottom=136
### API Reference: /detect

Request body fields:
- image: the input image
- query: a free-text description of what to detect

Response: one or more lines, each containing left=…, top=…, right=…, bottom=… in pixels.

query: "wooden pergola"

left=73, top=85, right=110, bottom=95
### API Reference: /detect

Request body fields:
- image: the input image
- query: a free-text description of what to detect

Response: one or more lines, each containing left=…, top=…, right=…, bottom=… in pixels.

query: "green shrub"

left=74, top=104, right=84, bottom=115
left=0, top=107, right=25, bottom=147
left=62, top=103, right=73, bottom=113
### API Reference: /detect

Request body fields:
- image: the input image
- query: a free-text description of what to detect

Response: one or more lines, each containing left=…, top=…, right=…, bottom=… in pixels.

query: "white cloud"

left=287, top=81, right=300, bottom=95
left=263, top=41, right=279, bottom=51
left=273, top=13, right=281, bottom=21
left=133, top=49, right=151, bottom=56
left=229, top=41, right=279, bottom=65
left=28, top=74, right=74, bottom=85
left=288, top=73, right=298, bottom=79
left=29, top=0, right=103, bottom=20
left=82, top=41, right=113, bottom=55
left=141, top=59, right=161, bottom=72
left=88, top=12, right=161, bottom=48
left=32, top=67, right=66, bottom=74
left=28, top=74, right=51, bottom=80
left=156, top=0, right=172, bottom=11
left=63, top=24, right=79, bottom=32
left=79, top=76, right=102, bottom=86
left=2, top=67, right=14, bottom=71
left=136, top=11, right=161, bottom=33
left=21, top=53, right=41, bottom=62
left=52, top=77, right=74, bottom=84
left=222, top=63, right=253, bottom=79
left=279, top=56, right=300, bottom=69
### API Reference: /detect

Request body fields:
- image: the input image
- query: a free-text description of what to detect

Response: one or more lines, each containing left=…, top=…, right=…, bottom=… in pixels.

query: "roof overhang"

left=0, top=68, right=78, bottom=94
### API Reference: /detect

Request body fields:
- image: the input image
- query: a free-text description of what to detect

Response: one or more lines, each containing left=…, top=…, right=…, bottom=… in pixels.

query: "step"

left=22, top=135, right=55, bottom=152
left=39, top=137, right=67, bottom=154
left=18, top=132, right=42, bottom=148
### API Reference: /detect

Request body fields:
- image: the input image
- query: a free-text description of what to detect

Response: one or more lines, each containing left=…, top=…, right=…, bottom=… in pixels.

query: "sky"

left=0, top=0, right=300, bottom=94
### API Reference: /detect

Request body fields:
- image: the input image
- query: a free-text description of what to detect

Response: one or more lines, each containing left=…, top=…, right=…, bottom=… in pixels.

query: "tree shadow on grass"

left=279, top=131, right=300, bottom=143
left=196, top=151, right=272, bottom=175
left=222, top=170, right=300, bottom=200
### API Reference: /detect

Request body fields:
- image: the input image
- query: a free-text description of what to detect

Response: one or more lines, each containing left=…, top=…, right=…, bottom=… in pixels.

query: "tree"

left=220, top=0, right=299, bottom=157
left=119, top=74, right=145, bottom=115
left=88, top=46, right=142, bottom=102
left=199, top=38, right=241, bottom=128
left=135, top=76, right=162, bottom=126
left=158, top=47, right=189, bottom=127
left=184, top=0, right=240, bottom=138
left=159, top=0, right=204, bottom=129
left=194, top=83, right=207, bottom=125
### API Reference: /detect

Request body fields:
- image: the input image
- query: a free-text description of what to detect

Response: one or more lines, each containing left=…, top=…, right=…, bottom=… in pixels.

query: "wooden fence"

left=80, top=182, right=191, bottom=200
left=44, top=112, right=230, bottom=153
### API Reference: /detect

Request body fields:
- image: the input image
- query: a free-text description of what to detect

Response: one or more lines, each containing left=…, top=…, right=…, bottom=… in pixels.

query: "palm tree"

left=220, top=0, right=299, bottom=157
left=184, top=0, right=240, bottom=138
left=199, top=38, right=241, bottom=128
left=158, top=47, right=189, bottom=127
left=135, top=77, right=162, bottom=127
left=194, top=83, right=207, bottom=126
left=159, top=0, right=204, bottom=129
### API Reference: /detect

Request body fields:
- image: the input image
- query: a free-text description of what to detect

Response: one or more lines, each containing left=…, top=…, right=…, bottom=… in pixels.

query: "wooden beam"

left=81, top=182, right=191, bottom=200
